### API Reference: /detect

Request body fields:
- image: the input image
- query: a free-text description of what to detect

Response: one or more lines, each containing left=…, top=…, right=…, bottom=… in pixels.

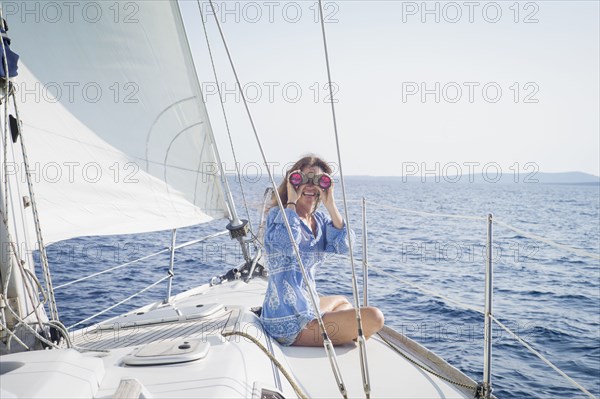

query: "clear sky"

left=181, top=1, right=599, bottom=178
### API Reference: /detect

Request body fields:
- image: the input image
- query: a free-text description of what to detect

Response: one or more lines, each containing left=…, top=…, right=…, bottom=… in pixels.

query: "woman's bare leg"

left=293, top=306, right=384, bottom=347
left=320, top=295, right=353, bottom=312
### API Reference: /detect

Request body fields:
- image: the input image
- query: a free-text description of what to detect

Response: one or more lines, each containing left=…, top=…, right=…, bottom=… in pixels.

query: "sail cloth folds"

left=7, top=1, right=227, bottom=244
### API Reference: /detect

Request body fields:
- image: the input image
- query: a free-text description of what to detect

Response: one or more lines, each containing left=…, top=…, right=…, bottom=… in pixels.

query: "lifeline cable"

left=494, top=219, right=600, bottom=260
left=55, top=231, right=229, bottom=290
left=67, top=275, right=169, bottom=330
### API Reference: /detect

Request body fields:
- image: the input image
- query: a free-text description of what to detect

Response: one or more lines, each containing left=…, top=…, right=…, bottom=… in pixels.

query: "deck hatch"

left=122, top=338, right=210, bottom=366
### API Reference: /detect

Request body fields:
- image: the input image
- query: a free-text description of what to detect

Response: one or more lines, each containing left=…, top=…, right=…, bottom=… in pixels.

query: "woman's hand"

left=319, top=179, right=344, bottom=229
left=319, top=179, right=335, bottom=211
left=287, top=170, right=302, bottom=204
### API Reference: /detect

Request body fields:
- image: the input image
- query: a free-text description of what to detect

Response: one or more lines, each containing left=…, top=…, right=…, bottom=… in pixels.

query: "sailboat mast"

left=0, top=111, right=49, bottom=353
left=173, top=2, right=251, bottom=260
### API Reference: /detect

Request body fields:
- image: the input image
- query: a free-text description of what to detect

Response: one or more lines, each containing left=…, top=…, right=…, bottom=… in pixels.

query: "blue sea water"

left=45, top=178, right=599, bottom=399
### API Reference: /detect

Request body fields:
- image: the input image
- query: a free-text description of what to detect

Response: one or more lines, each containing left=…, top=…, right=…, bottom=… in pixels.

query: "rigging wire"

left=316, top=1, right=371, bottom=396
left=204, top=1, right=348, bottom=396
left=173, top=1, right=248, bottom=253
left=196, top=0, right=255, bottom=236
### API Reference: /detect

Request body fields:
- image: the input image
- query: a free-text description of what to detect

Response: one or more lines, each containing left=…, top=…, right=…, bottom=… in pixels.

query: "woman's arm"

left=324, top=217, right=354, bottom=254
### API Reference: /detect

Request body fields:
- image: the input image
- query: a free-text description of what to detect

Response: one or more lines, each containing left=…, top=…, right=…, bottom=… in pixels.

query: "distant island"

left=349, top=171, right=600, bottom=185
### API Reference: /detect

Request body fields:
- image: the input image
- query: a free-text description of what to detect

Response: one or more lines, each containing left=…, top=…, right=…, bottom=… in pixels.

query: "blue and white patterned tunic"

left=260, top=207, right=353, bottom=345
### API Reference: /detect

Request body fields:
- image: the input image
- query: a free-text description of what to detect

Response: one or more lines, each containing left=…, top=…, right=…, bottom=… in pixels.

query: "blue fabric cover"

left=1, top=22, right=19, bottom=78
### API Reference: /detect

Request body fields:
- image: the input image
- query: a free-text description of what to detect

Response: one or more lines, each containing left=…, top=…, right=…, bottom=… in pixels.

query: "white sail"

left=6, top=1, right=227, bottom=244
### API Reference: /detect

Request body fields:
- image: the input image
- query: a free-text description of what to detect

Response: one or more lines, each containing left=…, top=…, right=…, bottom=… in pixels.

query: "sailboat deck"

left=71, top=307, right=239, bottom=351
left=61, top=278, right=474, bottom=398
left=1, top=278, right=476, bottom=398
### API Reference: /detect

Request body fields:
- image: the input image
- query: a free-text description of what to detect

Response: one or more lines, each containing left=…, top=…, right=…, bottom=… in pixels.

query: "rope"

left=316, top=1, right=370, bottom=397
left=22, top=267, right=47, bottom=303
left=44, top=320, right=73, bottom=348
left=0, top=244, right=34, bottom=352
left=4, top=306, right=60, bottom=350
left=0, top=237, right=14, bottom=305
left=204, top=1, right=348, bottom=397
left=0, top=320, right=30, bottom=351
left=377, top=332, right=478, bottom=393
left=14, top=243, right=48, bottom=333
left=196, top=0, right=254, bottom=234
left=222, top=330, right=308, bottom=399
left=367, top=263, right=484, bottom=314
left=46, top=319, right=110, bottom=353
left=7, top=85, right=59, bottom=320
left=494, top=219, right=600, bottom=260
left=67, top=275, right=169, bottom=330
left=491, top=315, right=597, bottom=399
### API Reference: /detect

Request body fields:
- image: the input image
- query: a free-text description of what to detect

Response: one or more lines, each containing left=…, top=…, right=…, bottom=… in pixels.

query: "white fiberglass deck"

left=0, top=279, right=473, bottom=398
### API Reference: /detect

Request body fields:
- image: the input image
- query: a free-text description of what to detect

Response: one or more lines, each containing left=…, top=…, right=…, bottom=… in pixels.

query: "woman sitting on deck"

left=260, top=155, right=384, bottom=346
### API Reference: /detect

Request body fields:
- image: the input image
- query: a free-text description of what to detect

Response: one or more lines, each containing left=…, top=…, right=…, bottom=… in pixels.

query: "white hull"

left=1, top=277, right=476, bottom=398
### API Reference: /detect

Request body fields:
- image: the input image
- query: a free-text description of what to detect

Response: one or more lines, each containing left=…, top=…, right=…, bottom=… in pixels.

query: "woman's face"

left=297, top=165, right=324, bottom=208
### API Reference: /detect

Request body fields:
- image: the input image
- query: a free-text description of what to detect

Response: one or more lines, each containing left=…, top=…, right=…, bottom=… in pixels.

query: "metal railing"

left=56, top=230, right=229, bottom=330
left=36, top=193, right=598, bottom=398
left=354, top=198, right=598, bottom=399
